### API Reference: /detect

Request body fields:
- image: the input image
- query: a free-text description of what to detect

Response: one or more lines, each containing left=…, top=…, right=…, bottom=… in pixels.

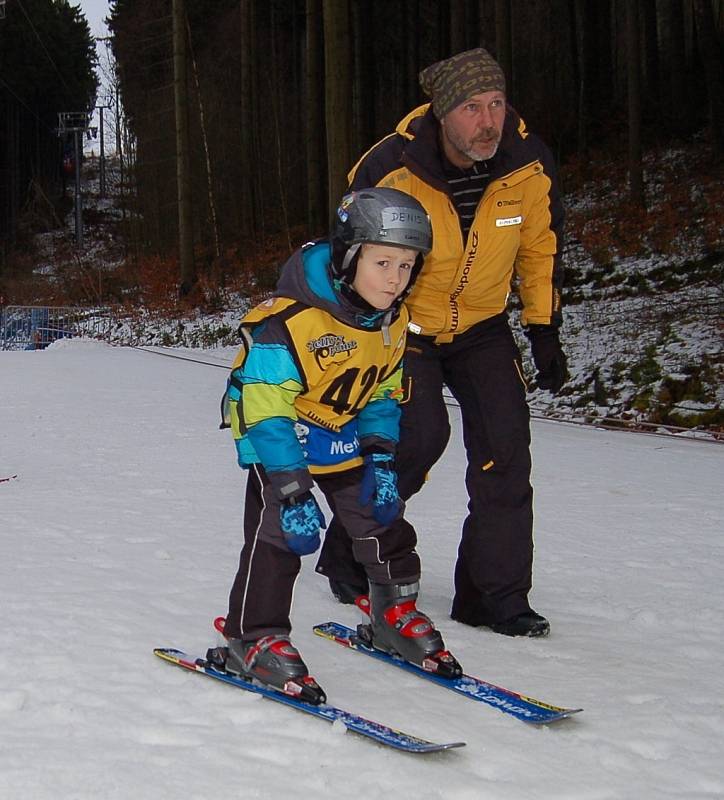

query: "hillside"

left=530, top=135, right=723, bottom=432
left=2, top=137, right=722, bottom=434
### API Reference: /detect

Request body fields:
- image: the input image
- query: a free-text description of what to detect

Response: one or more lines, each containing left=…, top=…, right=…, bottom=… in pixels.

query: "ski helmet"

left=330, top=188, right=433, bottom=285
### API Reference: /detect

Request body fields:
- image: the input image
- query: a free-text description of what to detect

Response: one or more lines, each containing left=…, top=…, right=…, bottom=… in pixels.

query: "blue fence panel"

left=0, top=306, right=111, bottom=350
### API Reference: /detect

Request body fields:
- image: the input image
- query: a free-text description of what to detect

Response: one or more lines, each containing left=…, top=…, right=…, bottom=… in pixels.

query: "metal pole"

left=73, top=130, right=83, bottom=248
left=99, top=106, right=106, bottom=198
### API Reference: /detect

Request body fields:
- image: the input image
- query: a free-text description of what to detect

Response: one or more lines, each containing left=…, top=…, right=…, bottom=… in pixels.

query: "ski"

left=313, top=621, right=582, bottom=725
left=154, top=647, right=465, bottom=754
left=0, top=474, right=18, bottom=483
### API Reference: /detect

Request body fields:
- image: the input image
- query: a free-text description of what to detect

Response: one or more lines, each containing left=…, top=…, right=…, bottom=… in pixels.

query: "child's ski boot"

left=220, top=635, right=326, bottom=705
left=358, top=582, right=462, bottom=679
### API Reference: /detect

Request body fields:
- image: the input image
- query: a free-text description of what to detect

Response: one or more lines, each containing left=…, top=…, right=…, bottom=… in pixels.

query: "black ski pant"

left=316, top=312, right=535, bottom=625
left=225, top=463, right=420, bottom=641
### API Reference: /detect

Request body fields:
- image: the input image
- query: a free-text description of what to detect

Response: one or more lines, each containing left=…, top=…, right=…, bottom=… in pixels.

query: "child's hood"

left=275, top=240, right=392, bottom=332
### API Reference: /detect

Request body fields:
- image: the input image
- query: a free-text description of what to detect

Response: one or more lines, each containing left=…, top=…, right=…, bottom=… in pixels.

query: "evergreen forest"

left=1, top=1, right=722, bottom=289
left=0, top=0, right=97, bottom=246
left=0, top=0, right=722, bottom=430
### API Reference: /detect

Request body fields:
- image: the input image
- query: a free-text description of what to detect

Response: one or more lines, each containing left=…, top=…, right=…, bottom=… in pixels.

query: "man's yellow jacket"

left=349, top=104, right=564, bottom=343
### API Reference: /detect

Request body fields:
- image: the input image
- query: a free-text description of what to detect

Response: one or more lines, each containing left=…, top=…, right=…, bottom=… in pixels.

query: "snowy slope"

left=1, top=341, right=723, bottom=799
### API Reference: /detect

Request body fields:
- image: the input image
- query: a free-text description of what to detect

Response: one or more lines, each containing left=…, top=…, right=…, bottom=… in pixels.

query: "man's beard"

left=466, top=138, right=499, bottom=161
left=447, top=126, right=500, bottom=162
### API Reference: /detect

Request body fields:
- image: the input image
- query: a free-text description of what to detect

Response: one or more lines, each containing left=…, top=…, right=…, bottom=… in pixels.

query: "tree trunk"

left=590, top=0, right=613, bottom=113
left=495, top=0, right=513, bottom=97
left=351, top=0, right=373, bottom=158
left=450, top=0, right=467, bottom=54
left=626, top=0, right=646, bottom=208
left=269, top=3, right=292, bottom=252
left=322, top=0, right=352, bottom=218
left=306, top=0, right=326, bottom=234
left=404, top=0, right=421, bottom=110
left=239, top=0, right=255, bottom=236
left=477, top=0, right=495, bottom=51
left=436, top=1, right=450, bottom=63
left=641, top=0, right=659, bottom=114
left=187, top=19, right=220, bottom=260
left=659, top=0, right=689, bottom=135
left=693, top=0, right=724, bottom=152
left=574, top=0, right=588, bottom=154
left=173, top=0, right=196, bottom=297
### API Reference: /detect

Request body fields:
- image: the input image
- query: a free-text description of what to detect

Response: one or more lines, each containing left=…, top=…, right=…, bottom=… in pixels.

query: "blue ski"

left=313, top=622, right=582, bottom=725
left=154, top=647, right=465, bottom=753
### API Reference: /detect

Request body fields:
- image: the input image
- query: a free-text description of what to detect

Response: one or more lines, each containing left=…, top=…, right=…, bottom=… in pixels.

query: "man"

left=315, top=48, right=568, bottom=637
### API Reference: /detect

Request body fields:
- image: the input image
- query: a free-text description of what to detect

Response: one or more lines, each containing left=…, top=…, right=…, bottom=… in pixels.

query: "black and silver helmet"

left=330, top=188, right=433, bottom=285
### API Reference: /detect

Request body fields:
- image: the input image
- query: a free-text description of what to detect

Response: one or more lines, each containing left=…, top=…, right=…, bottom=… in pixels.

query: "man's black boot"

left=491, top=611, right=550, bottom=637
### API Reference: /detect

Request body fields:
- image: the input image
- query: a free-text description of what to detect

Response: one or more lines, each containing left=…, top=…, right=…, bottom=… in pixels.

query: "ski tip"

left=154, top=647, right=185, bottom=659
left=153, top=647, right=184, bottom=665
left=373, top=734, right=466, bottom=754
left=559, top=707, right=584, bottom=719
left=526, top=707, right=584, bottom=724
left=435, top=740, right=467, bottom=752
left=399, top=740, right=467, bottom=754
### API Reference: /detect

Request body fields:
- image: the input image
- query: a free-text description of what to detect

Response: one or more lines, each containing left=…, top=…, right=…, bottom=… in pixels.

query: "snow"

left=1, top=340, right=723, bottom=799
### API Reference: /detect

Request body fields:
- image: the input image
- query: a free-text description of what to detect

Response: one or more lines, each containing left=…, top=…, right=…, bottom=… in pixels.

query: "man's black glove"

left=525, top=325, right=569, bottom=394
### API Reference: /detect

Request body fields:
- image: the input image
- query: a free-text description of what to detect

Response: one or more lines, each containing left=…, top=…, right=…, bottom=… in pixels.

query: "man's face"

left=440, top=91, right=506, bottom=167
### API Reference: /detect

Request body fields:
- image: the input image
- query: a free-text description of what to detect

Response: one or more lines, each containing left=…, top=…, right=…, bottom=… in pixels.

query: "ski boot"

left=358, top=582, right=462, bottom=679
left=220, top=635, right=326, bottom=705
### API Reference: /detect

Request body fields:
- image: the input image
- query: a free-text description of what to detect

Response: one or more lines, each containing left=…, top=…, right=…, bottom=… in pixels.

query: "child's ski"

left=313, top=621, right=582, bottom=725
left=154, top=647, right=465, bottom=754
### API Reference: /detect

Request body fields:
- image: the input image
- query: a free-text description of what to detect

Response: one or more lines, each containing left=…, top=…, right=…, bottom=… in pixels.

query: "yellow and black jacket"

left=349, top=104, right=564, bottom=343
left=226, top=241, right=408, bottom=497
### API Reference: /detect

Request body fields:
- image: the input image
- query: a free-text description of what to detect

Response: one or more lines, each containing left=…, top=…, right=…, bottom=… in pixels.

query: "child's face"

left=351, top=244, right=417, bottom=310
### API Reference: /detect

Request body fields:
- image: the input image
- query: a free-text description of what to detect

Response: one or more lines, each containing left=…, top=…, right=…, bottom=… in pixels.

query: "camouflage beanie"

left=419, top=48, right=506, bottom=120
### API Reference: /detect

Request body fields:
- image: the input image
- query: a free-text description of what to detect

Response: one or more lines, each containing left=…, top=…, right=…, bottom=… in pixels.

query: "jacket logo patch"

left=307, top=333, right=358, bottom=369
left=496, top=216, right=523, bottom=227
left=294, top=419, right=361, bottom=464
left=448, top=230, right=479, bottom=332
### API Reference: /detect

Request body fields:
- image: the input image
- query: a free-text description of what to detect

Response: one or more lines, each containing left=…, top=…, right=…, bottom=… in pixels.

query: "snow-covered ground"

left=1, top=340, right=723, bottom=799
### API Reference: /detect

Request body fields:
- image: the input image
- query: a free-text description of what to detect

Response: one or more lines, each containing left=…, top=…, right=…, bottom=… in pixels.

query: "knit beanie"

left=419, top=47, right=506, bottom=120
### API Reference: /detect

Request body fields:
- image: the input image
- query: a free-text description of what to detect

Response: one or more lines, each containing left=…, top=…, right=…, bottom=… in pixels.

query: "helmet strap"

left=339, top=242, right=362, bottom=283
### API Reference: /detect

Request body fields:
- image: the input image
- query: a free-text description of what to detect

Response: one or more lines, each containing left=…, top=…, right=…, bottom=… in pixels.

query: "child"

left=222, top=188, right=461, bottom=703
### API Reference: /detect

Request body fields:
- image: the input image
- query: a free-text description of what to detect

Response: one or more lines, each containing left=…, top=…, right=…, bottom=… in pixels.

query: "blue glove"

left=359, top=452, right=402, bottom=526
left=280, top=491, right=326, bottom=555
